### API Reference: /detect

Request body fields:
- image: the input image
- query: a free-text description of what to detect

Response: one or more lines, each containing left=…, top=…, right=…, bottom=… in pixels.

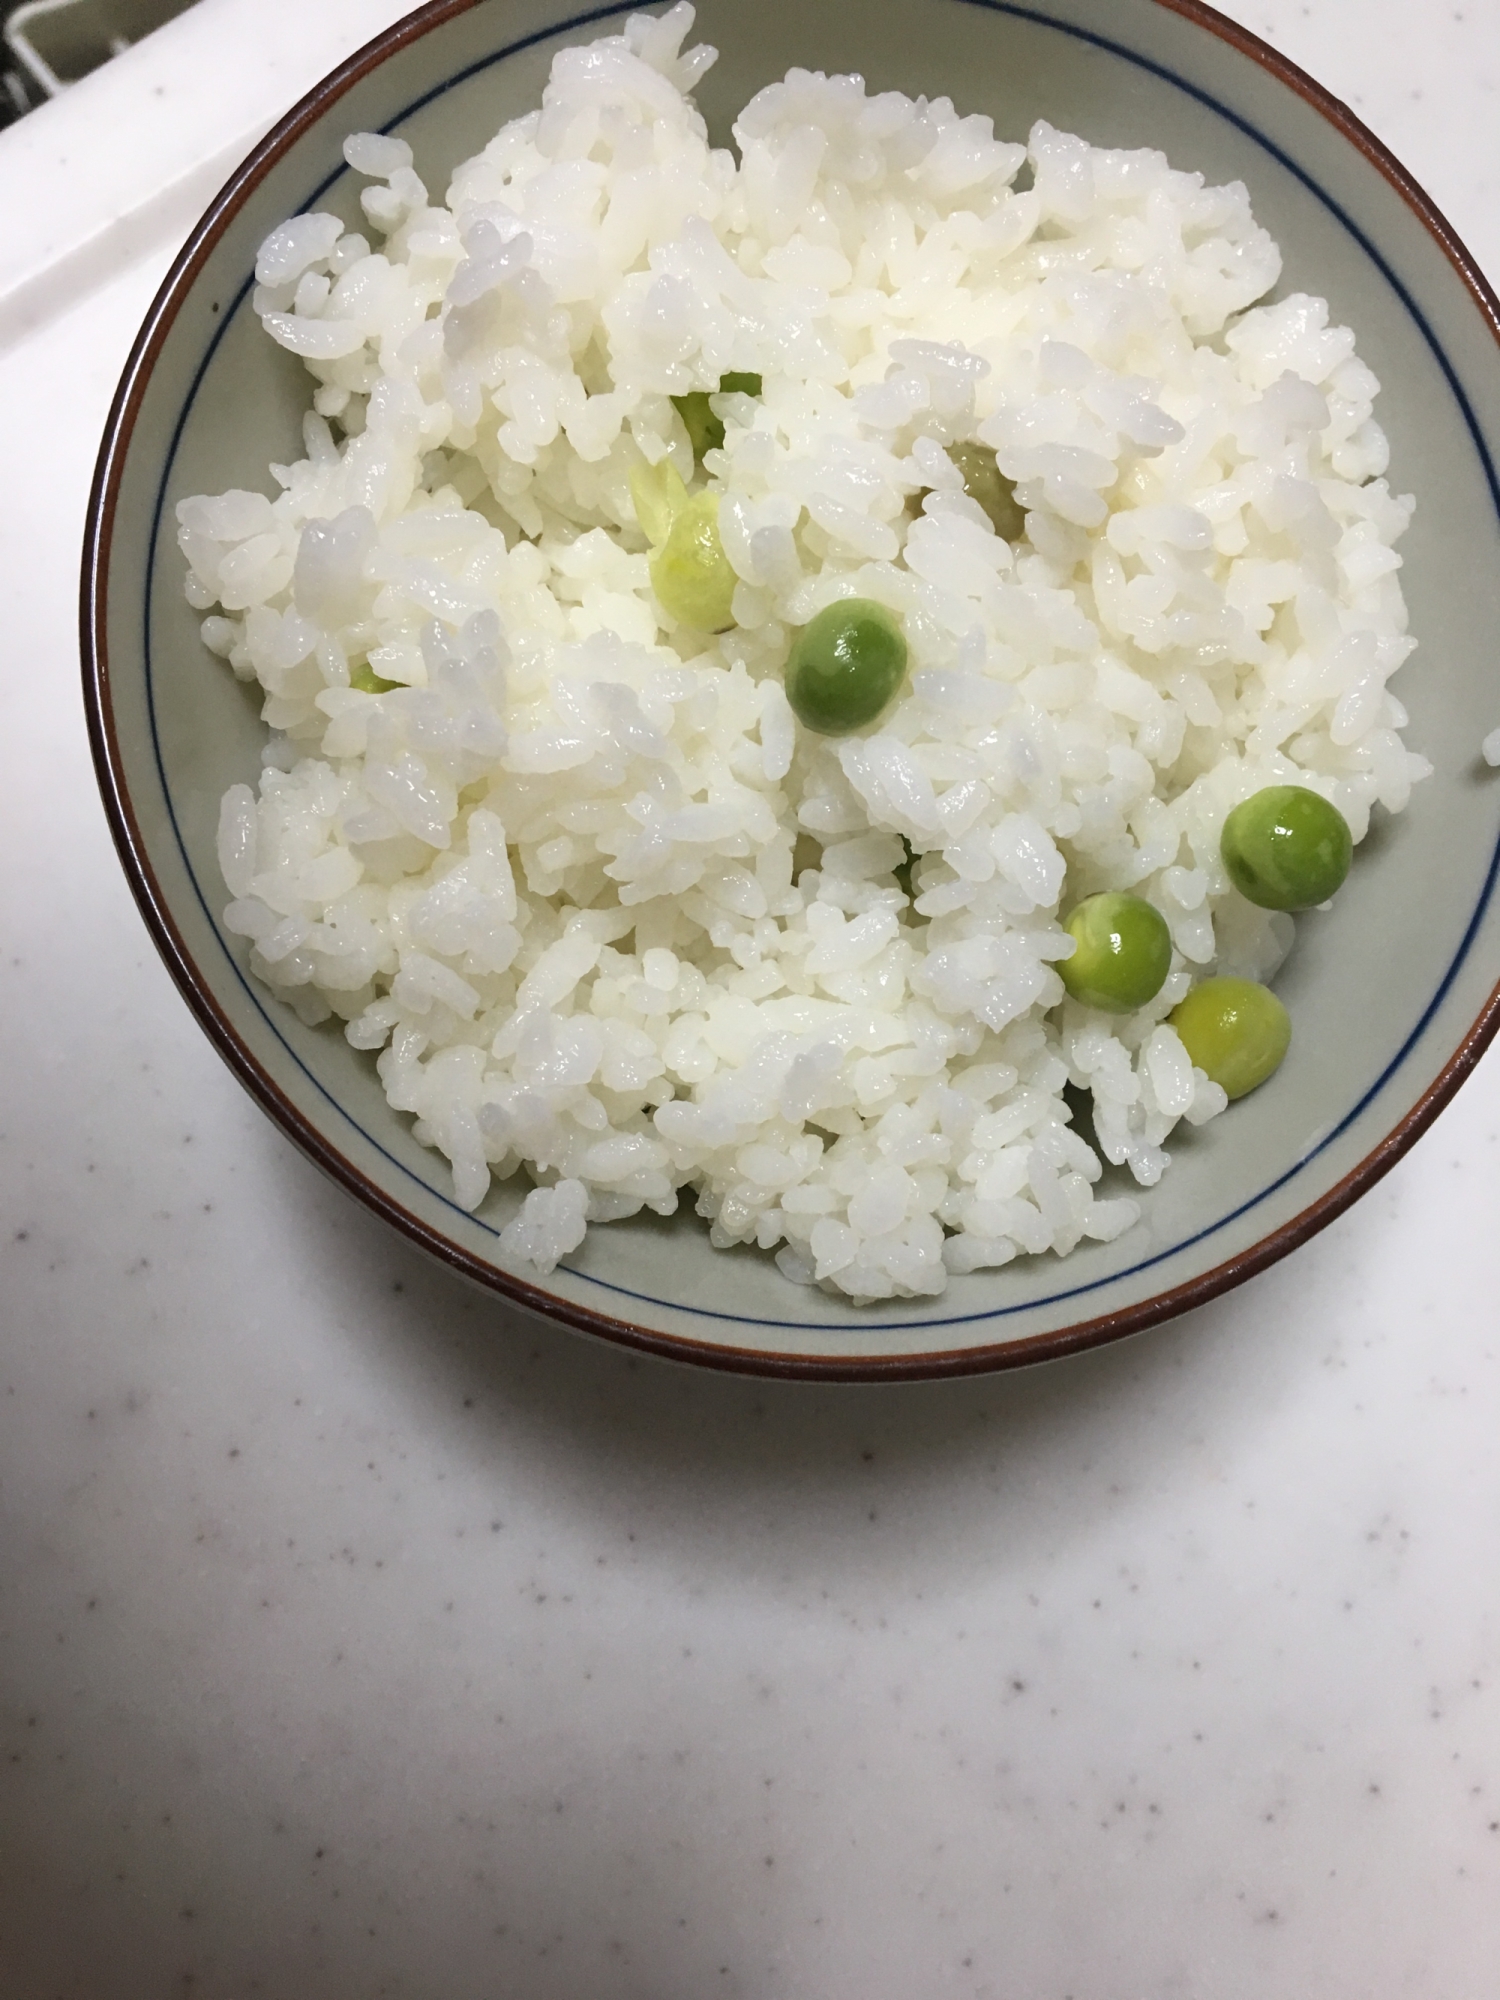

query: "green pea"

left=649, top=489, right=738, bottom=632
left=894, top=835, right=917, bottom=902
left=350, top=660, right=399, bottom=693
left=672, top=372, right=763, bottom=460
left=1057, top=892, right=1172, bottom=1013
left=1170, top=976, right=1290, bottom=1100
left=946, top=441, right=1025, bottom=541
left=784, top=598, right=908, bottom=735
left=1220, top=785, right=1352, bottom=911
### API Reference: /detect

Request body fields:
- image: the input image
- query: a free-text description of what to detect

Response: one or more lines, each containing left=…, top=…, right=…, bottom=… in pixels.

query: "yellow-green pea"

left=650, top=489, right=738, bottom=632
left=946, top=441, right=1025, bottom=541
left=629, top=456, right=690, bottom=548
left=1170, top=976, right=1291, bottom=1100
left=1057, top=892, right=1173, bottom=1013
left=350, top=661, right=399, bottom=693
left=628, top=456, right=739, bottom=633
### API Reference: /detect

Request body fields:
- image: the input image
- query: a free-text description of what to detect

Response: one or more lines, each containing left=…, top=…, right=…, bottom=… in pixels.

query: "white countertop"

left=3, top=1, right=1499, bottom=1993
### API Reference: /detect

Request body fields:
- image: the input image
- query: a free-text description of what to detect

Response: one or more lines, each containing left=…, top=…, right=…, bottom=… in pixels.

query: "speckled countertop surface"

left=3, top=2, right=1499, bottom=1994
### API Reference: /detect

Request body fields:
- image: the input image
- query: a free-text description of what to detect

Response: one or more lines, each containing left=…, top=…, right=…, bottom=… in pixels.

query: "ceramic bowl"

left=84, top=0, right=1500, bottom=1378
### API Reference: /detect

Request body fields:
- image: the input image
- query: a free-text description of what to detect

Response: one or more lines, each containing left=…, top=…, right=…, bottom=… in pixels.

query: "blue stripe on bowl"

left=142, top=0, right=1500, bottom=1335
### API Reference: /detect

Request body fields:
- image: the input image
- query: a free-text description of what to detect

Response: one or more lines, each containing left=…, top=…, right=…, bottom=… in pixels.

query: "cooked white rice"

left=179, top=3, right=1427, bottom=1300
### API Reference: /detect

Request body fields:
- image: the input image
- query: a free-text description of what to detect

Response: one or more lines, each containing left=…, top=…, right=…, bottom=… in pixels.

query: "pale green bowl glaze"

left=84, top=0, right=1500, bottom=1377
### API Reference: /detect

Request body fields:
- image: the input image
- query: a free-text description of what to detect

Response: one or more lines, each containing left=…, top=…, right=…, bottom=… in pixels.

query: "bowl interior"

left=92, top=0, right=1500, bottom=1373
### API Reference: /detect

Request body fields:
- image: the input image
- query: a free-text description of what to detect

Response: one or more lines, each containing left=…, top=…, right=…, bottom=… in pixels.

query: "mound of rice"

left=179, top=2, right=1427, bottom=1300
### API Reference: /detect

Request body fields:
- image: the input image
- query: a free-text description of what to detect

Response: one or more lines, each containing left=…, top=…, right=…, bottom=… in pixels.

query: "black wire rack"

left=1, top=0, right=200, bottom=126
left=1, top=4, right=36, bottom=121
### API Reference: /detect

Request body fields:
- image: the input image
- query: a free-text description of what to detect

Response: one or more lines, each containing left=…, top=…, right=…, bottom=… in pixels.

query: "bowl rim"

left=81, top=0, right=1500, bottom=1381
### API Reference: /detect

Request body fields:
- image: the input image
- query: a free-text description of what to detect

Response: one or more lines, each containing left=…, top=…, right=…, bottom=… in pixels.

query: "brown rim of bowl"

left=82, top=0, right=1500, bottom=1382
